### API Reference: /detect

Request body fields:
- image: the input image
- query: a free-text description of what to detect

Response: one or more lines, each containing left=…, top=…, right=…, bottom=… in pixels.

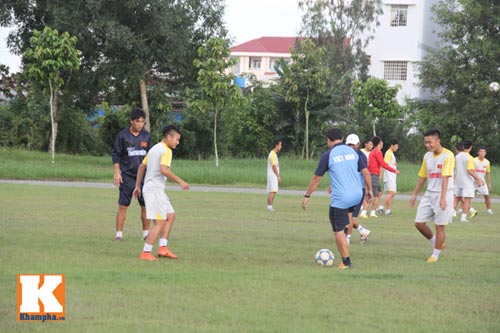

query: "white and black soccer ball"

left=489, top=82, right=499, bottom=93
left=315, top=249, right=335, bottom=267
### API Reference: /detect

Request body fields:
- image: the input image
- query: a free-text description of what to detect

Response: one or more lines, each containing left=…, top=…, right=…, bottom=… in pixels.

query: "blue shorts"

left=118, top=174, right=145, bottom=207
left=329, top=206, right=352, bottom=232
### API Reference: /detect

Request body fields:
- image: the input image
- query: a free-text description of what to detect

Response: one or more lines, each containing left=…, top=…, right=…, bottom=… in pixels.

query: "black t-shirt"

left=111, top=128, right=151, bottom=178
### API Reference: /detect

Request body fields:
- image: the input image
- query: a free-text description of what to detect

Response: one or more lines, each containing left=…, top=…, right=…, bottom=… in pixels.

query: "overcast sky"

left=0, top=0, right=303, bottom=73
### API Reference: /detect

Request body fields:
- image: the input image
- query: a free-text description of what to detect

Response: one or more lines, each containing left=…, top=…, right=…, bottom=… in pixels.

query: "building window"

left=269, top=59, right=280, bottom=71
left=384, top=61, right=408, bottom=80
left=250, top=57, right=261, bottom=69
left=390, top=5, right=408, bottom=27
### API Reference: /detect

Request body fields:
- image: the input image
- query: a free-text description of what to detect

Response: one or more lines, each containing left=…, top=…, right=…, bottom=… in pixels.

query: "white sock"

left=357, top=225, right=365, bottom=234
left=432, top=248, right=442, bottom=259
left=429, top=236, right=436, bottom=247
left=386, top=209, right=391, bottom=215
left=143, top=243, right=153, bottom=252
left=370, top=211, right=376, bottom=216
left=142, top=230, right=149, bottom=239
left=461, top=213, right=467, bottom=221
left=116, top=231, right=123, bottom=238
left=159, top=238, right=168, bottom=247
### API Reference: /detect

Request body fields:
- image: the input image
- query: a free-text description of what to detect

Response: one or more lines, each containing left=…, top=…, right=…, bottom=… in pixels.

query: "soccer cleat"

left=337, top=262, right=352, bottom=270
left=460, top=219, right=469, bottom=223
left=470, top=211, right=478, bottom=218
left=426, top=255, right=438, bottom=263
left=370, top=214, right=378, bottom=218
left=114, top=237, right=123, bottom=242
left=358, top=213, right=368, bottom=219
left=385, top=212, right=392, bottom=216
left=140, top=251, right=157, bottom=261
left=157, top=246, right=178, bottom=259
left=267, top=206, right=275, bottom=211
left=487, top=209, right=494, bottom=215
left=360, top=230, right=371, bottom=244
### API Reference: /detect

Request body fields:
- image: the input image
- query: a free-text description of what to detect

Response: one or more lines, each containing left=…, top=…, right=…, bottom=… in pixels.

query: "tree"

left=278, top=39, right=329, bottom=159
left=352, top=77, right=401, bottom=136
left=417, top=0, right=500, bottom=161
left=188, top=37, right=242, bottom=167
left=299, top=0, right=383, bottom=107
left=23, top=26, right=80, bottom=163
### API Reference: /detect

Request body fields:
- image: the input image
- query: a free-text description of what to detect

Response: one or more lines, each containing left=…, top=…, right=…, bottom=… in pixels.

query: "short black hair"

left=130, top=107, right=146, bottom=120
left=390, top=139, right=399, bottom=146
left=325, top=128, right=343, bottom=141
left=271, top=139, right=282, bottom=148
left=477, top=146, right=487, bottom=151
left=455, top=141, right=464, bottom=152
left=463, top=140, right=473, bottom=149
left=423, top=128, right=441, bottom=139
left=372, top=136, right=382, bottom=147
left=162, top=124, right=181, bottom=137
left=362, top=138, right=372, bottom=147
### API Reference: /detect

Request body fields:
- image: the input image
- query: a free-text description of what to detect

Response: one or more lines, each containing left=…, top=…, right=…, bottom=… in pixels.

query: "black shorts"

left=352, top=190, right=365, bottom=218
left=118, top=174, right=145, bottom=207
left=329, top=206, right=352, bottom=232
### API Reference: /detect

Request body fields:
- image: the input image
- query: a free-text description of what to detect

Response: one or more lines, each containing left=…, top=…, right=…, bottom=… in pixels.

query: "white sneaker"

left=267, top=206, right=274, bottom=211
left=361, top=230, right=371, bottom=243
left=487, top=209, right=494, bottom=215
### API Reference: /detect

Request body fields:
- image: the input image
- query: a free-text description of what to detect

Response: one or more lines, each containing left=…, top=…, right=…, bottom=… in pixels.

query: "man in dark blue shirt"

left=111, top=107, right=152, bottom=241
left=302, top=128, right=371, bottom=269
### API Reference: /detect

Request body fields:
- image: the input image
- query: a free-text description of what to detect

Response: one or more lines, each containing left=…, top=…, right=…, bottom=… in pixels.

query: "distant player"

left=378, top=139, right=399, bottom=215
left=111, top=107, right=151, bottom=241
left=358, top=138, right=373, bottom=219
left=134, top=125, right=190, bottom=261
left=454, top=140, right=484, bottom=222
left=361, top=136, right=400, bottom=218
left=409, top=128, right=454, bottom=263
left=302, top=128, right=371, bottom=270
left=470, top=147, right=493, bottom=215
left=266, top=140, right=282, bottom=211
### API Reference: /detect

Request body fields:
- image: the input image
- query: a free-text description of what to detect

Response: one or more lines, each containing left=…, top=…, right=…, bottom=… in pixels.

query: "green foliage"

left=352, top=77, right=401, bottom=136
left=97, top=104, right=130, bottom=152
left=416, top=0, right=500, bottom=161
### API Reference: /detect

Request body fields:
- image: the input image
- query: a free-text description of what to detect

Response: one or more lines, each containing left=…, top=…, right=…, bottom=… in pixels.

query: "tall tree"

left=278, top=39, right=330, bottom=159
left=352, top=77, right=401, bottom=136
left=299, top=0, right=382, bottom=107
left=417, top=0, right=500, bottom=159
left=188, top=37, right=242, bottom=167
left=23, top=26, right=80, bottom=163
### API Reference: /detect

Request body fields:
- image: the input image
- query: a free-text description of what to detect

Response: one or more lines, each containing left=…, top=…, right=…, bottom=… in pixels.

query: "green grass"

left=1, top=183, right=499, bottom=332
left=1, top=148, right=499, bottom=194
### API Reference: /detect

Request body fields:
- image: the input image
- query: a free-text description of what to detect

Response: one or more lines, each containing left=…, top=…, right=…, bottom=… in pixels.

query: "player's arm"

left=409, top=177, right=426, bottom=207
left=467, top=168, right=484, bottom=187
left=486, top=171, right=491, bottom=190
left=272, top=164, right=281, bottom=182
left=302, top=175, right=322, bottom=210
left=361, top=168, right=373, bottom=203
left=133, top=163, right=147, bottom=198
left=111, top=134, right=123, bottom=187
left=160, top=165, right=190, bottom=190
left=378, top=152, right=399, bottom=175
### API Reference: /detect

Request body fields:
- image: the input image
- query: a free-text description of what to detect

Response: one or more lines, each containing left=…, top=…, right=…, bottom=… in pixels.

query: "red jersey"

left=368, top=147, right=397, bottom=175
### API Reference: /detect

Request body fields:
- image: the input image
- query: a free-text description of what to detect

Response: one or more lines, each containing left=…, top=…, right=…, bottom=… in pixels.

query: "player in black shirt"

left=111, top=107, right=152, bottom=241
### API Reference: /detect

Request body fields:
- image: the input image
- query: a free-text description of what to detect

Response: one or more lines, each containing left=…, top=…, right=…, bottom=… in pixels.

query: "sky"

left=0, top=0, right=303, bottom=73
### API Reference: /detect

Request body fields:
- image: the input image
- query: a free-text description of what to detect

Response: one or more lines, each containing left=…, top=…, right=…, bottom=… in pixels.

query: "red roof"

left=231, top=37, right=301, bottom=54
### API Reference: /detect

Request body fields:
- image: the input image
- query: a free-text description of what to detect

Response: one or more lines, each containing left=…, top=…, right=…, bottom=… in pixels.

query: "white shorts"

left=475, top=183, right=489, bottom=196
left=454, top=187, right=475, bottom=198
left=143, top=191, right=175, bottom=220
left=415, top=191, right=453, bottom=225
left=384, top=179, right=397, bottom=192
left=267, top=175, right=278, bottom=193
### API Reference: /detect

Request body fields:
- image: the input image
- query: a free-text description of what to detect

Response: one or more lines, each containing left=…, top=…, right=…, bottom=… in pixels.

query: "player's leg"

left=461, top=197, right=471, bottom=221
left=140, top=219, right=166, bottom=261
left=370, top=191, right=382, bottom=217
left=138, top=191, right=150, bottom=240
left=330, top=207, right=352, bottom=269
left=157, top=212, right=178, bottom=258
left=115, top=205, right=128, bottom=240
left=267, top=191, right=276, bottom=211
left=484, top=195, right=493, bottom=213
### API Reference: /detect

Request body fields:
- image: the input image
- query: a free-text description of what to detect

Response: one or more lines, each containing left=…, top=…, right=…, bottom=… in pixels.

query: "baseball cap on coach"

left=345, top=134, right=360, bottom=145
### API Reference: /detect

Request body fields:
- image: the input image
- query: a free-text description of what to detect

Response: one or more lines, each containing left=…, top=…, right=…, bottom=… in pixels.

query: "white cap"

left=345, top=134, right=360, bottom=145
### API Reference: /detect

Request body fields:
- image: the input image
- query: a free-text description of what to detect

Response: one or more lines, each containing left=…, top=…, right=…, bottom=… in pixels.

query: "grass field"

left=1, top=183, right=499, bottom=332
left=1, top=148, right=499, bottom=194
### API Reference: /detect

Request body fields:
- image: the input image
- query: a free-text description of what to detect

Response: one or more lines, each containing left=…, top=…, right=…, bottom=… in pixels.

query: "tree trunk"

left=372, top=118, right=377, bottom=136
left=213, top=107, right=219, bottom=167
left=304, top=93, right=310, bottom=160
left=140, top=79, right=150, bottom=132
left=48, top=79, right=58, bottom=164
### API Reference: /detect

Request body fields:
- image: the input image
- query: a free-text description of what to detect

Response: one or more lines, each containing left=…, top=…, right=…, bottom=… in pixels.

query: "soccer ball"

left=315, top=249, right=335, bottom=267
left=489, top=82, right=499, bottom=93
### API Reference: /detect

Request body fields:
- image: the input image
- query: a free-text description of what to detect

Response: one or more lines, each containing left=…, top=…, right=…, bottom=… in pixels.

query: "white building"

left=365, top=0, right=442, bottom=102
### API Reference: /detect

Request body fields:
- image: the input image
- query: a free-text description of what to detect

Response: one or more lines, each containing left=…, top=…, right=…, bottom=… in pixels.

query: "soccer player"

left=470, top=147, right=493, bottom=214
left=361, top=136, right=400, bottom=218
left=358, top=138, right=373, bottom=219
left=134, top=125, right=190, bottom=261
left=454, top=140, right=484, bottom=222
left=302, top=128, right=371, bottom=269
left=267, top=140, right=282, bottom=211
left=344, top=134, right=373, bottom=244
left=379, top=139, right=399, bottom=215
left=111, top=107, right=151, bottom=241
left=409, top=128, right=455, bottom=263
